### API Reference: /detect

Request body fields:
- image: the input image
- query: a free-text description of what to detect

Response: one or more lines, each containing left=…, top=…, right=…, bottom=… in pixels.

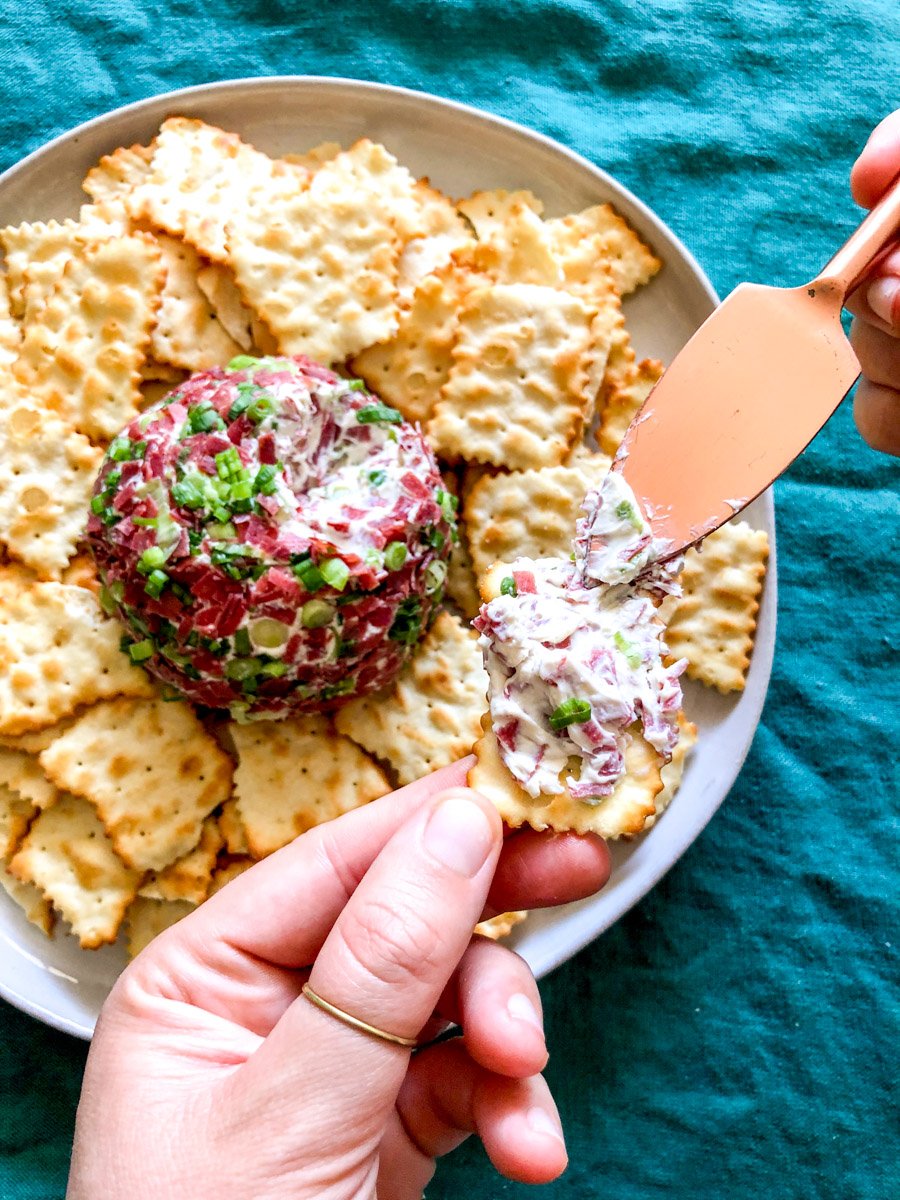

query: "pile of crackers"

left=0, top=118, right=768, bottom=959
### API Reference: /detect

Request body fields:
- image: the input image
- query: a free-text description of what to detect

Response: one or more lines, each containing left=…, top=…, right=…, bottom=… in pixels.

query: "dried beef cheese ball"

left=87, top=355, right=456, bottom=720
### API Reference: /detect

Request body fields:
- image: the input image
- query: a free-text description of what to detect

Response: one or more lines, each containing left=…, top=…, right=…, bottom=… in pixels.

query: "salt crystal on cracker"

left=0, top=398, right=102, bottom=579
left=38, top=697, right=233, bottom=872
left=128, top=117, right=285, bottom=264
left=0, top=784, right=33, bottom=859
left=352, top=263, right=474, bottom=425
left=138, top=814, right=223, bottom=905
left=0, top=863, right=54, bottom=936
left=13, top=233, right=163, bottom=442
left=544, top=203, right=661, bottom=296
left=334, top=610, right=487, bottom=786
left=0, top=747, right=57, bottom=809
left=150, top=234, right=242, bottom=370
left=227, top=139, right=416, bottom=365
left=429, top=282, right=597, bottom=469
left=82, top=142, right=155, bottom=207
left=597, top=357, right=664, bottom=457
left=9, top=792, right=140, bottom=948
left=469, top=716, right=664, bottom=838
left=232, top=714, right=389, bottom=859
left=475, top=911, right=527, bottom=940
left=126, top=895, right=194, bottom=958
left=0, top=582, right=154, bottom=736
left=665, top=522, right=769, bottom=693
left=464, top=454, right=611, bottom=580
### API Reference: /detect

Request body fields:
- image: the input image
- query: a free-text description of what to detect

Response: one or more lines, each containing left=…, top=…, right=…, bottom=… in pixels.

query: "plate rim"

left=0, top=74, right=777, bottom=1039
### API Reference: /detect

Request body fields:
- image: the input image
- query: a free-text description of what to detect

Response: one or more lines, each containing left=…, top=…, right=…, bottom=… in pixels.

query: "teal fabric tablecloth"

left=1, top=2, right=898, bottom=1197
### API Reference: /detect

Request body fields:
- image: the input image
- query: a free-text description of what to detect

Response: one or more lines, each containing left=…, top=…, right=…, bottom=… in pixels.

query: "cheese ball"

left=87, top=355, right=456, bottom=719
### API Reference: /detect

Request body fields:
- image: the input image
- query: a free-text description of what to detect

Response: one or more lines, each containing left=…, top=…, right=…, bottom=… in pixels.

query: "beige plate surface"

left=0, top=76, right=776, bottom=1039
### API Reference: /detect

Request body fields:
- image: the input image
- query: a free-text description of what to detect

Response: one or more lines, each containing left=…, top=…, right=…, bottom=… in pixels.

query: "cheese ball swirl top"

left=87, top=355, right=456, bottom=720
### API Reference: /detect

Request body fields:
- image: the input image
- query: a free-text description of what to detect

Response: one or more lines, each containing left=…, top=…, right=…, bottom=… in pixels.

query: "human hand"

left=847, top=109, right=900, bottom=455
left=67, top=761, right=611, bottom=1199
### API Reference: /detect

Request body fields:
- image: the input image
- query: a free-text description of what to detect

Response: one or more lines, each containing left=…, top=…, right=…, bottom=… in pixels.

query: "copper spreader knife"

left=617, top=170, right=900, bottom=557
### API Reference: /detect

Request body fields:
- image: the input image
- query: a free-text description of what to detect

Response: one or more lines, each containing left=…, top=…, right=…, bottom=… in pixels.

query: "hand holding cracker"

left=68, top=761, right=611, bottom=1199
left=847, top=109, right=900, bottom=456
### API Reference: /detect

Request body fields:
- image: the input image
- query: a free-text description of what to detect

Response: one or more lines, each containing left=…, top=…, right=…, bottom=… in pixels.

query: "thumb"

left=235, top=787, right=502, bottom=1138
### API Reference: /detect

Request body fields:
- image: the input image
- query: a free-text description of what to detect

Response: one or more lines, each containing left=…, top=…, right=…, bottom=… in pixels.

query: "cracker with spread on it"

left=0, top=746, right=57, bottom=809
left=149, top=234, right=243, bottom=370
left=335, top=610, right=488, bottom=786
left=469, top=714, right=664, bottom=838
left=429, top=282, right=597, bottom=469
left=0, top=784, right=33, bottom=859
left=125, top=895, right=195, bottom=959
left=352, top=262, right=476, bottom=425
left=0, top=210, right=127, bottom=325
left=9, top=792, right=141, bottom=948
left=12, top=233, right=164, bottom=443
left=127, top=117, right=291, bottom=264
left=0, top=864, right=54, bottom=936
left=475, top=911, right=527, bottom=940
left=226, top=139, right=416, bottom=365
left=544, top=203, right=661, bottom=296
left=232, top=715, right=390, bottom=859
left=597, top=357, right=664, bottom=457
left=38, top=698, right=233, bottom=872
left=82, top=142, right=155, bottom=207
left=640, top=714, right=698, bottom=833
left=0, top=398, right=102, bottom=580
left=138, top=815, right=224, bottom=905
left=665, top=522, right=769, bottom=693
left=0, top=582, right=155, bottom=736
left=464, top=454, right=611, bottom=580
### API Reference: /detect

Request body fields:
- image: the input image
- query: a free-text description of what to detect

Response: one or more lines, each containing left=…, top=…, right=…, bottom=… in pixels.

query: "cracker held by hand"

left=0, top=582, right=154, bottom=736
left=665, top=521, right=769, bottom=693
left=475, top=911, right=527, bottom=940
left=227, top=139, right=417, bottom=364
left=469, top=715, right=664, bottom=838
left=12, top=233, right=164, bottom=442
left=0, top=398, right=102, bottom=579
left=39, top=698, right=233, bottom=872
left=335, top=610, right=488, bottom=786
left=138, top=814, right=223, bottom=905
left=125, top=895, right=195, bottom=959
left=9, top=792, right=141, bottom=948
left=232, top=715, right=389, bottom=859
left=429, top=282, right=597, bottom=468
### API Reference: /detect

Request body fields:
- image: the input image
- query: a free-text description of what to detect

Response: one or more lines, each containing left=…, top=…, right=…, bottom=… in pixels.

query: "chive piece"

left=144, top=569, right=168, bottom=599
left=229, top=479, right=254, bottom=502
left=292, top=557, right=324, bottom=592
left=249, top=617, right=290, bottom=649
left=389, top=597, right=422, bottom=645
left=98, top=585, right=117, bottom=616
left=356, top=403, right=403, bottom=425
left=215, top=446, right=243, bottom=480
left=137, top=547, right=166, bottom=574
left=301, top=598, right=335, bottom=628
left=224, top=658, right=263, bottom=681
left=437, top=489, right=458, bottom=522
left=108, top=437, right=133, bottom=462
left=207, top=521, right=236, bottom=540
left=348, top=379, right=367, bottom=391
left=233, top=627, right=252, bottom=656
left=259, top=660, right=289, bottom=678
left=109, top=579, right=125, bottom=602
left=228, top=355, right=258, bottom=371
left=383, top=541, right=408, bottom=571
left=500, top=575, right=517, bottom=597
left=247, top=393, right=276, bottom=422
left=614, top=499, right=644, bottom=531
left=321, top=678, right=355, bottom=699
left=172, top=479, right=205, bottom=509
left=427, top=527, right=445, bottom=550
left=549, top=698, right=592, bottom=731
left=364, top=548, right=385, bottom=569
left=424, top=560, right=447, bottom=594
left=320, top=557, right=350, bottom=591
left=255, top=464, right=278, bottom=495
left=368, top=469, right=387, bottom=486
left=90, top=495, right=106, bottom=516
left=127, top=639, right=154, bottom=663
left=131, top=516, right=158, bottom=528
left=613, top=631, right=642, bottom=669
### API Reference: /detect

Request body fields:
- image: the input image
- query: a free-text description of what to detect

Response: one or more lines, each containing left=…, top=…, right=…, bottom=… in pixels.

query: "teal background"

left=1, top=1, right=898, bottom=1196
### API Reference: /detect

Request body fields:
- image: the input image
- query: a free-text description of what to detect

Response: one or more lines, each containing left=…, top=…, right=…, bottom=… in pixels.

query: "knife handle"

left=814, top=167, right=900, bottom=298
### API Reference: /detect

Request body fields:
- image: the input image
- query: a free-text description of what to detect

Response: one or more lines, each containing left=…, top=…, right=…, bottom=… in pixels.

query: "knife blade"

left=617, top=169, right=900, bottom=557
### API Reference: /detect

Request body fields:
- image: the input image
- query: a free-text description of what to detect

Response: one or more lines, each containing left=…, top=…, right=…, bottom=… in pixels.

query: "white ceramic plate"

left=0, top=77, right=776, bottom=1039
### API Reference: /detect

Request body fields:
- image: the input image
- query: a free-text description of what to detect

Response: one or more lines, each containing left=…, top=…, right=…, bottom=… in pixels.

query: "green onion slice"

left=549, top=698, right=592, bottom=731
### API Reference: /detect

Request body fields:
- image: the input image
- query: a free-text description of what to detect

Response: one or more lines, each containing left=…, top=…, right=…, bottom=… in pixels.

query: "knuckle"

left=338, top=893, right=447, bottom=991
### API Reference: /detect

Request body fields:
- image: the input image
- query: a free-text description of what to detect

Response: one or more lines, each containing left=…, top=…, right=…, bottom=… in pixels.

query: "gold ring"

left=301, top=983, right=418, bottom=1048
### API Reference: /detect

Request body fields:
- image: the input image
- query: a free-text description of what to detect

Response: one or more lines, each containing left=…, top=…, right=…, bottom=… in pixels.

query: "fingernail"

left=507, top=991, right=544, bottom=1034
left=867, top=275, right=900, bottom=327
left=527, top=1105, right=566, bottom=1146
left=424, top=791, right=495, bottom=877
